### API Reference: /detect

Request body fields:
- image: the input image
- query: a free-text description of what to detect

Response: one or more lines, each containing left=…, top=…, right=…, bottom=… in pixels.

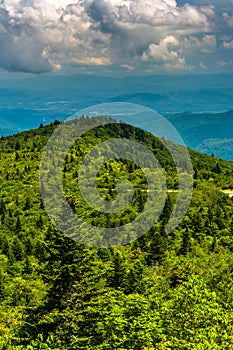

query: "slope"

left=0, top=118, right=232, bottom=349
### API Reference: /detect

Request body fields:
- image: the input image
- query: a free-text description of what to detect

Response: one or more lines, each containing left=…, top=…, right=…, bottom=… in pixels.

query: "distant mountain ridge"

left=196, top=139, right=233, bottom=160
left=109, top=90, right=233, bottom=113
left=0, top=73, right=232, bottom=159
left=0, top=107, right=232, bottom=160
left=165, top=110, right=233, bottom=160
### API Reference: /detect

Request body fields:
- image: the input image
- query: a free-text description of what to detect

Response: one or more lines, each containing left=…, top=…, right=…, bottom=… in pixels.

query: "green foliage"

left=0, top=117, right=232, bottom=349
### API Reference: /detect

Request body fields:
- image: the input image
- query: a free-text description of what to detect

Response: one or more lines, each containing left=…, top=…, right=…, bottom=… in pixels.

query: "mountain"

left=196, top=139, right=233, bottom=160
left=0, top=74, right=232, bottom=159
left=108, top=89, right=233, bottom=113
left=166, top=110, right=233, bottom=160
left=0, top=118, right=233, bottom=349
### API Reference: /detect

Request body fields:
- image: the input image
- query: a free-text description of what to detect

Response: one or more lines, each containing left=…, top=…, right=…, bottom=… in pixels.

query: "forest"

left=0, top=116, right=233, bottom=349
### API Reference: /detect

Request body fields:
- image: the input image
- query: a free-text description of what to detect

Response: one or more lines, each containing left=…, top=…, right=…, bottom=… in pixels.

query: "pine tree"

left=15, top=216, right=22, bottom=233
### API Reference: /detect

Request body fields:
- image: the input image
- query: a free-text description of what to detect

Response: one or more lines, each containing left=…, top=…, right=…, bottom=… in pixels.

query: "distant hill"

left=109, top=89, right=233, bottom=113
left=196, top=139, right=233, bottom=160
left=0, top=73, right=232, bottom=159
left=166, top=110, right=233, bottom=160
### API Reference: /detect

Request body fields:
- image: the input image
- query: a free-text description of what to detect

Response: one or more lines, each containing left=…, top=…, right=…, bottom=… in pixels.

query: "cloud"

left=200, top=5, right=215, bottom=18
left=200, top=61, right=207, bottom=69
left=121, top=64, right=135, bottom=70
left=223, top=40, right=233, bottom=49
left=200, top=35, right=217, bottom=53
left=141, top=36, right=187, bottom=69
left=0, top=0, right=229, bottom=73
left=181, top=34, right=216, bottom=54
left=0, top=4, right=51, bottom=73
left=72, top=56, right=111, bottom=66
left=223, top=12, right=233, bottom=27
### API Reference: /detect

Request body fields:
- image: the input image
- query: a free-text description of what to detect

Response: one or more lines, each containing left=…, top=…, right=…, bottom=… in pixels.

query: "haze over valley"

left=0, top=73, right=232, bottom=159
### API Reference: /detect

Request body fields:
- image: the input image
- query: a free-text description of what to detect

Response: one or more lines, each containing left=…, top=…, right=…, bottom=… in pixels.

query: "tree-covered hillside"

left=0, top=117, right=233, bottom=349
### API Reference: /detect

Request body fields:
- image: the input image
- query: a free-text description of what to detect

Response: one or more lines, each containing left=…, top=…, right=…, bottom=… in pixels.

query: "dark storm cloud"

left=0, top=4, right=51, bottom=73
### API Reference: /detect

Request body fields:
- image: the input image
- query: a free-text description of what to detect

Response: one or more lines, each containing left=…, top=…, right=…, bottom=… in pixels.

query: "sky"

left=0, top=0, right=233, bottom=75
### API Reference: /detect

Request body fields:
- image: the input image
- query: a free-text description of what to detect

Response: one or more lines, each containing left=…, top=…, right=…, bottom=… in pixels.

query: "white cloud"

left=217, top=60, right=226, bottom=66
left=121, top=64, right=135, bottom=70
left=223, top=40, right=233, bottom=49
left=181, top=35, right=216, bottom=55
left=216, top=59, right=233, bottom=67
left=141, top=35, right=188, bottom=70
left=200, top=5, right=215, bottom=18
left=142, top=36, right=180, bottom=62
left=201, top=35, right=216, bottom=53
left=200, top=62, right=207, bottom=69
left=0, top=0, right=223, bottom=73
left=223, top=12, right=233, bottom=27
left=71, top=56, right=111, bottom=66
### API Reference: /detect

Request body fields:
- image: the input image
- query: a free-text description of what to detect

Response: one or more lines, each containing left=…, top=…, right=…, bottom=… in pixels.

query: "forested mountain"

left=0, top=117, right=233, bottom=349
